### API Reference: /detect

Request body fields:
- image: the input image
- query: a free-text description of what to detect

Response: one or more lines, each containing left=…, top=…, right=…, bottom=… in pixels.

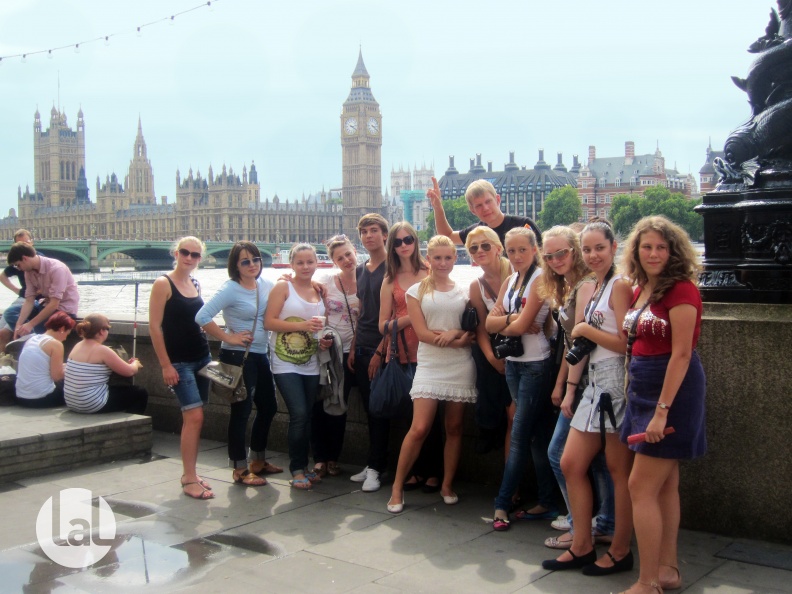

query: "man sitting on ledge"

left=6, top=242, right=79, bottom=340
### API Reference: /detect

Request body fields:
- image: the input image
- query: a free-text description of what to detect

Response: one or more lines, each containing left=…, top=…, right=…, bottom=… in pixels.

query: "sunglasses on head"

left=393, top=235, right=416, bottom=248
left=468, top=242, right=492, bottom=255
left=543, top=248, right=572, bottom=262
left=240, top=257, right=262, bottom=267
left=178, top=248, right=202, bottom=259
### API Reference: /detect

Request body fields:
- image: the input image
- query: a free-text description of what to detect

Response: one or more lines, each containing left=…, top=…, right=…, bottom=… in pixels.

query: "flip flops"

left=289, top=477, right=313, bottom=490
left=493, top=517, right=511, bottom=531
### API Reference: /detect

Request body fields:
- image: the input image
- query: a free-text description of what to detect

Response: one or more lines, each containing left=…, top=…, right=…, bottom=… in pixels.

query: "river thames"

left=0, top=265, right=484, bottom=322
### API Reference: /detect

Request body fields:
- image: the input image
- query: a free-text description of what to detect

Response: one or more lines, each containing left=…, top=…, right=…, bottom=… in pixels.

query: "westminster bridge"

left=0, top=239, right=326, bottom=271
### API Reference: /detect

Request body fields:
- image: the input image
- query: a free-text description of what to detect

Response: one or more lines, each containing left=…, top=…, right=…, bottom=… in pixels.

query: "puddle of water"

left=94, top=499, right=159, bottom=519
left=206, top=532, right=286, bottom=557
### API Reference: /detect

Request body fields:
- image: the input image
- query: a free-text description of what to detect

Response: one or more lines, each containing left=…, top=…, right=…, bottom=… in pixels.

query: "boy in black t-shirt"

left=427, top=178, right=542, bottom=247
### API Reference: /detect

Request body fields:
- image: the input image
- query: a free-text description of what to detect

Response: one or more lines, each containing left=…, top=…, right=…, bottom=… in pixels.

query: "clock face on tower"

left=367, top=117, right=379, bottom=135
left=344, top=117, right=358, bottom=136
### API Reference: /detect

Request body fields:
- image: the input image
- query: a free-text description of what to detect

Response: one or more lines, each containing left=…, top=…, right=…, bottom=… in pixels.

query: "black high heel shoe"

left=541, top=548, right=597, bottom=571
left=582, top=550, right=634, bottom=576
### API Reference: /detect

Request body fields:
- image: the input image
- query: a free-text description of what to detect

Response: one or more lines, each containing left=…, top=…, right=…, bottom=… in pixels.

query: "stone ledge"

left=0, top=408, right=152, bottom=483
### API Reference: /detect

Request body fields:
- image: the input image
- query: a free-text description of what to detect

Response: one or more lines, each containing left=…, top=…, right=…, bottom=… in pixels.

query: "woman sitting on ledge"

left=64, top=313, right=148, bottom=414
left=15, top=311, right=76, bottom=408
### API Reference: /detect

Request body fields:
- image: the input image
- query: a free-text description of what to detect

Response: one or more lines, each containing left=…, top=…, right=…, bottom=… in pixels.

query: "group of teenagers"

left=4, top=176, right=706, bottom=594
left=4, top=229, right=148, bottom=415
left=151, top=178, right=706, bottom=594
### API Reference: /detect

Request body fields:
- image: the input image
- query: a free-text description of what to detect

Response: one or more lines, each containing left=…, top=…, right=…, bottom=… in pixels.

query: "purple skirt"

left=620, top=351, right=707, bottom=459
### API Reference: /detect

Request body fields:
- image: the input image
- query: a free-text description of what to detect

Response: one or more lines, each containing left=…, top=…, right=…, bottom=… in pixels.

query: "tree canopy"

left=610, top=185, right=702, bottom=240
left=424, top=196, right=478, bottom=238
left=537, top=186, right=583, bottom=229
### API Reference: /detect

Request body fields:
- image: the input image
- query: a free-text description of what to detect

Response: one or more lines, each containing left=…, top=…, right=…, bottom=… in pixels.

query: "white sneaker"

left=551, top=515, right=572, bottom=531
left=361, top=468, right=381, bottom=492
left=350, top=466, right=370, bottom=483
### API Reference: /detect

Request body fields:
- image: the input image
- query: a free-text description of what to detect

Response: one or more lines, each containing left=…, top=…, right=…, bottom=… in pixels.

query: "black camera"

left=493, top=335, right=524, bottom=360
left=565, top=336, right=597, bottom=365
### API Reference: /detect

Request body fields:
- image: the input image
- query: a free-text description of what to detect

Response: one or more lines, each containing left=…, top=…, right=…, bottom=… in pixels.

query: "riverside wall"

left=72, top=303, right=792, bottom=544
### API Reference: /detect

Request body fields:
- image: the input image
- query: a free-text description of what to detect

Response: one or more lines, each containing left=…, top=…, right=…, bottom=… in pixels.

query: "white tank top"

left=586, top=273, right=623, bottom=364
left=501, top=269, right=551, bottom=362
left=269, top=281, right=324, bottom=375
left=477, top=277, right=499, bottom=312
left=16, top=334, right=56, bottom=400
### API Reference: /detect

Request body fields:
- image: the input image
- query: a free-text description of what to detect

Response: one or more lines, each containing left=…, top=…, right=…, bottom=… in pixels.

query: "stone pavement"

left=0, top=431, right=789, bottom=593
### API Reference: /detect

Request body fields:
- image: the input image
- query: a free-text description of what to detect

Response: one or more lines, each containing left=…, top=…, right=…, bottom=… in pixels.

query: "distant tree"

left=611, top=194, right=651, bottom=237
left=425, top=196, right=477, bottom=237
left=537, top=186, right=582, bottom=229
left=610, top=186, right=704, bottom=240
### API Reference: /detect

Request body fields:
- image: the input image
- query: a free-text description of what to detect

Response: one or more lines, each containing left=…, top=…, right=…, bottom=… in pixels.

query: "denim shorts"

left=171, top=356, right=212, bottom=411
left=571, top=356, right=627, bottom=434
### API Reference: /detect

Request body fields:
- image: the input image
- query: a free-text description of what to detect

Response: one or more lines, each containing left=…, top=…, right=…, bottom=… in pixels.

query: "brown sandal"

left=233, top=469, right=267, bottom=486
left=182, top=481, right=214, bottom=500
left=327, top=461, right=341, bottom=476
left=251, top=461, right=283, bottom=475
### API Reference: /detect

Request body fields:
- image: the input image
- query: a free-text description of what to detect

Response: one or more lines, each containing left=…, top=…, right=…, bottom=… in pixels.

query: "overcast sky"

left=0, top=0, right=770, bottom=216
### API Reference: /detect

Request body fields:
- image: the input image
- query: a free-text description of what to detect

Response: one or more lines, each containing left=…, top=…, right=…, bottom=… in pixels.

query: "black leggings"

left=16, top=383, right=65, bottom=408
left=97, top=385, right=149, bottom=414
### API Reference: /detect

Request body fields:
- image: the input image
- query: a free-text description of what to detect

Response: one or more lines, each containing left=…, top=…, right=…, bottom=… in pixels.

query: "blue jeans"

left=311, top=352, right=354, bottom=463
left=495, top=358, right=556, bottom=512
left=171, top=356, right=212, bottom=411
left=274, top=372, right=320, bottom=475
left=548, top=413, right=615, bottom=535
left=221, top=349, right=277, bottom=469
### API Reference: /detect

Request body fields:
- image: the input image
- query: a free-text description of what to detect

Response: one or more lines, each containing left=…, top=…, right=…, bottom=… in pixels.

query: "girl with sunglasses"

left=537, top=226, right=615, bottom=550
left=196, top=241, right=281, bottom=487
left=150, top=236, right=214, bottom=499
left=465, top=227, right=513, bottom=455
left=485, top=226, right=556, bottom=531
left=379, top=222, right=442, bottom=493
left=387, top=235, right=476, bottom=512
left=310, top=235, right=360, bottom=478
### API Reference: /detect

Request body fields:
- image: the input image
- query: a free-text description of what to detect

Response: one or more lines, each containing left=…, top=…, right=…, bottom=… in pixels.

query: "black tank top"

left=162, top=275, right=210, bottom=363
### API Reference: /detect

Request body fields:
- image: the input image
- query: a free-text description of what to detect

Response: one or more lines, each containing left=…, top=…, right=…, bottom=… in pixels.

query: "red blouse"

left=625, top=280, right=702, bottom=357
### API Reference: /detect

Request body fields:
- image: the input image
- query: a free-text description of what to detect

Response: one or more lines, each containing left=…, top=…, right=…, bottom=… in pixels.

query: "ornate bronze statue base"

left=697, top=186, right=792, bottom=303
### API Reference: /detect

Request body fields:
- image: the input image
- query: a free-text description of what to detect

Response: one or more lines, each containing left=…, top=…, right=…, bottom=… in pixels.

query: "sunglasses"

left=327, top=234, right=348, bottom=245
left=178, top=248, right=202, bottom=259
left=393, top=235, right=416, bottom=248
left=543, top=248, right=572, bottom=262
left=240, top=257, right=262, bottom=267
left=468, top=242, right=493, bottom=255
left=102, top=326, right=112, bottom=331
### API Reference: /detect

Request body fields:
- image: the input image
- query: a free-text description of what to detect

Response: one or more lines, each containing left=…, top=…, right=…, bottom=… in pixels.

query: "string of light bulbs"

left=0, top=0, right=221, bottom=65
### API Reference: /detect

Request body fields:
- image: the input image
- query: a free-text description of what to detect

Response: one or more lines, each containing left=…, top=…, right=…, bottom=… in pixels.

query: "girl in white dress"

left=387, top=235, right=477, bottom=513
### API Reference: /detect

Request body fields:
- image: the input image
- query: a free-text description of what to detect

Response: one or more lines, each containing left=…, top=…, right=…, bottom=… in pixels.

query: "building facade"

left=576, top=141, right=698, bottom=220
left=389, top=162, right=435, bottom=230
left=438, top=150, right=579, bottom=220
left=340, top=50, right=383, bottom=233
left=5, top=110, right=342, bottom=242
left=699, top=141, right=725, bottom=194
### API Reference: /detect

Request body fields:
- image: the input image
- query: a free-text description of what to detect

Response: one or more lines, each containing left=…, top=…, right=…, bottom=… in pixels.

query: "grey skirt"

left=571, top=356, right=627, bottom=435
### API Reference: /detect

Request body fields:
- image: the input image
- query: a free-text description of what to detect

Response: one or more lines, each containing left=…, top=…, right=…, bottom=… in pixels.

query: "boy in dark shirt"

left=347, top=213, right=390, bottom=492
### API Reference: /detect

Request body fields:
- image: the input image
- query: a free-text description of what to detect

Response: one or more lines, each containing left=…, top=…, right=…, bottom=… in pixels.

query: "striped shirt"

left=64, top=360, right=112, bottom=413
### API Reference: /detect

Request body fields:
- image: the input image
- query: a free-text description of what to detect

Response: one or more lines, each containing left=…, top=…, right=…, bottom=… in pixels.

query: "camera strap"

left=507, top=263, right=536, bottom=314
left=584, top=267, right=615, bottom=323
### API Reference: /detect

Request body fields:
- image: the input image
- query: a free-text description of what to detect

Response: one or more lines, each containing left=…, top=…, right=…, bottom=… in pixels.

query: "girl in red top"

left=619, top=216, right=706, bottom=594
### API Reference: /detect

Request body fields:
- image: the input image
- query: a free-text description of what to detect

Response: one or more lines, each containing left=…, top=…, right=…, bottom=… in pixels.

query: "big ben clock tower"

left=341, top=49, right=382, bottom=234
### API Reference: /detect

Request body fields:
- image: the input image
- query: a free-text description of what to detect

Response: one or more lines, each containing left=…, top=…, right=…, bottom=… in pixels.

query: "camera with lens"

left=564, top=336, right=597, bottom=365
left=492, top=335, right=524, bottom=360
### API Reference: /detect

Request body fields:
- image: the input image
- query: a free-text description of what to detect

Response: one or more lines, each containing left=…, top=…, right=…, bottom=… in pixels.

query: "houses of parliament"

left=0, top=51, right=386, bottom=243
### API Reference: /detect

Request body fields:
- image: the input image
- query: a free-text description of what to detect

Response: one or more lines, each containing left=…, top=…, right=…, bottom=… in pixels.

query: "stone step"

left=0, top=406, right=151, bottom=483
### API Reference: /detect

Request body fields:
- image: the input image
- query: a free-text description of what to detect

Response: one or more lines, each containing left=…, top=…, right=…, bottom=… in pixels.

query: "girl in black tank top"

left=162, top=275, right=209, bottom=362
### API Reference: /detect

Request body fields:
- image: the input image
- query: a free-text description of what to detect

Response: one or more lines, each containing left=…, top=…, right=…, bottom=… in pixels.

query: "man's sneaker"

left=361, top=468, right=381, bottom=492
left=551, top=515, right=572, bottom=531
left=350, top=466, right=370, bottom=483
